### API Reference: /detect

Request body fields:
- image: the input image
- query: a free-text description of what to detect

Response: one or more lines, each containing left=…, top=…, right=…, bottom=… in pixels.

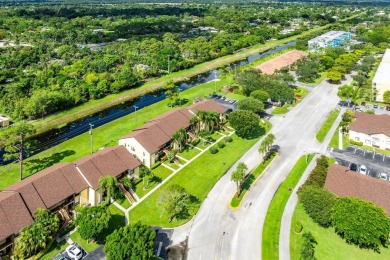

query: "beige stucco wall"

left=80, top=189, right=89, bottom=205
left=350, top=130, right=390, bottom=150
left=88, top=188, right=102, bottom=206
left=119, top=137, right=152, bottom=168
left=373, top=81, right=390, bottom=102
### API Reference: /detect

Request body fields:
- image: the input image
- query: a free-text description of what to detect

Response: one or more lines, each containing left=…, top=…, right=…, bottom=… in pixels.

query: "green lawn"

left=133, top=165, right=173, bottom=198
left=290, top=202, right=390, bottom=260
left=69, top=204, right=125, bottom=252
left=39, top=240, right=68, bottom=260
left=129, top=133, right=262, bottom=227
left=230, top=152, right=276, bottom=208
left=164, top=160, right=180, bottom=170
left=0, top=75, right=232, bottom=190
left=315, top=109, right=340, bottom=143
left=272, top=104, right=290, bottom=115
left=178, top=145, right=201, bottom=160
left=262, top=154, right=314, bottom=260
left=116, top=197, right=131, bottom=209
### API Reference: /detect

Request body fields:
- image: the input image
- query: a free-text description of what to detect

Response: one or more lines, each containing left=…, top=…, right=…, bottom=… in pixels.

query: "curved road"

left=182, top=78, right=345, bottom=260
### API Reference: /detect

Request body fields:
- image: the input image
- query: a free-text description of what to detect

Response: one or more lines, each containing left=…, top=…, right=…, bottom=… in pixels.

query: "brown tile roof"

left=324, top=164, right=390, bottom=217
left=255, top=50, right=308, bottom=75
left=120, top=100, right=226, bottom=153
left=349, top=112, right=390, bottom=137
left=0, top=192, right=34, bottom=241
left=75, top=146, right=140, bottom=190
left=0, top=146, right=139, bottom=240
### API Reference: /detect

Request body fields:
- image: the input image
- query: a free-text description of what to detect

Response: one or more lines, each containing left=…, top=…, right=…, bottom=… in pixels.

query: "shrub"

left=192, top=138, right=200, bottom=146
left=225, top=136, right=233, bottom=143
left=300, top=232, right=317, bottom=260
left=151, top=161, right=161, bottom=170
left=350, top=139, right=363, bottom=146
left=218, top=142, right=225, bottom=148
left=293, top=221, right=303, bottom=234
left=300, top=155, right=330, bottom=190
left=299, top=186, right=336, bottom=227
left=209, top=147, right=219, bottom=154
left=332, top=197, right=390, bottom=251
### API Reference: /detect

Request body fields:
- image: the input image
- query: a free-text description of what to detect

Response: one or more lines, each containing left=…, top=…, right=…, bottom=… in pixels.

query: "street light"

left=89, top=123, right=94, bottom=154
left=133, top=105, right=138, bottom=126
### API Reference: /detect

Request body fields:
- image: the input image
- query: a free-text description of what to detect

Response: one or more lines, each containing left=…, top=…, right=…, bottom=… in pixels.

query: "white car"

left=358, top=165, right=367, bottom=175
left=65, top=244, right=83, bottom=260
left=380, top=173, right=388, bottom=181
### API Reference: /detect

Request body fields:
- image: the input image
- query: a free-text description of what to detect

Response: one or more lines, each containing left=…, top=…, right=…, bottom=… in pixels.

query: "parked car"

left=349, top=163, right=358, bottom=172
left=53, top=254, right=70, bottom=260
left=358, top=165, right=367, bottom=175
left=373, top=104, right=378, bottom=109
left=386, top=106, right=390, bottom=111
left=380, top=173, right=389, bottom=181
left=65, top=245, right=83, bottom=260
left=361, top=101, right=366, bottom=106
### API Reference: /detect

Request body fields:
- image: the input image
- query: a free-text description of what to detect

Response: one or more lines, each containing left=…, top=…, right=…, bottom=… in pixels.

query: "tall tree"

left=139, top=165, right=153, bottom=188
left=0, top=122, right=35, bottom=180
left=171, top=127, right=188, bottom=152
left=75, top=205, right=111, bottom=243
left=383, top=90, right=390, bottom=104
left=237, top=97, right=264, bottom=114
left=228, top=110, right=260, bottom=138
left=158, top=184, right=192, bottom=222
left=231, top=162, right=248, bottom=195
left=99, top=176, right=118, bottom=203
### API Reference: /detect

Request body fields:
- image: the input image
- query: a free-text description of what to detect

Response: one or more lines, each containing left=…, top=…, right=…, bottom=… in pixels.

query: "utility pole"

left=89, top=123, right=94, bottom=154
left=167, top=55, right=171, bottom=74
left=133, top=105, right=138, bottom=126
left=234, top=64, right=237, bottom=79
left=214, top=70, right=217, bottom=93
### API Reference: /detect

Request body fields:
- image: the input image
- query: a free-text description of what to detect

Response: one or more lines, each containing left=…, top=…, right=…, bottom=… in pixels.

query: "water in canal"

left=0, top=41, right=296, bottom=164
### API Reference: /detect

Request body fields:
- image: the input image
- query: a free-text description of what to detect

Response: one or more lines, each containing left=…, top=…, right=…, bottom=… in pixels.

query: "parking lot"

left=54, top=243, right=87, bottom=260
left=209, top=95, right=238, bottom=111
left=338, top=101, right=390, bottom=116
left=153, top=228, right=173, bottom=260
left=330, top=146, right=390, bottom=180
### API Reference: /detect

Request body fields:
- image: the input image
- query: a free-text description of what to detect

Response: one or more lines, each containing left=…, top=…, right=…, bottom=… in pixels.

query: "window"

left=143, top=159, right=145, bottom=164
left=143, top=152, right=145, bottom=156
left=131, top=146, right=135, bottom=152
left=355, top=137, right=360, bottom=141
left=365, top=140, right=371, bottom=145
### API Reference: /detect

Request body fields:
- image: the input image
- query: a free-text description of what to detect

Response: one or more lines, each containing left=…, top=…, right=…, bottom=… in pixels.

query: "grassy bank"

left=230, top=152, right=276, bottom=208
left=0, top=76, right=231, bottom=190
left=262, top=154, right=314, bottom=260
left=29, top=20, right=347, bottom=135
left=290, top=202, right=390, bottom=260
left=129, top=132, right=263, bottom=227
left=315, top=109, right=340, bottom=143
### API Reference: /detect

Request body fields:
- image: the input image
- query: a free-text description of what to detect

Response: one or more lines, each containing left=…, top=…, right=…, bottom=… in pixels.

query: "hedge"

left=350, top=139, right=363, bottom=146
left=209, top=147, right=219, bottom=154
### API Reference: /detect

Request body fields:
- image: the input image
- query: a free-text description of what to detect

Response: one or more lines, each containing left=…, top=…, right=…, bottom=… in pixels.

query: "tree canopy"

left=104, top=222, right=155, bottom=260
left=158, top=184, right=192, bottom=222
left=228, top=110, right=260, bottom=138
left=237, top=97, right=264, bottom=114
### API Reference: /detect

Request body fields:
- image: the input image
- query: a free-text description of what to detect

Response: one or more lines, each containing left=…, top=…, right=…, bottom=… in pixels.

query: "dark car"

left=386, top=106, right=390, bottom=111
left=373, top=104, right=378, bottom=109
left=349, top=163, right=358, bottom=172
left=361, top=102, right=366, bottom=106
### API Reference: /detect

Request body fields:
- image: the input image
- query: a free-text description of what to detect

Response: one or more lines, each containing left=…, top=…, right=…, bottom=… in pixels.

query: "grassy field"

left=129, top=131, right=264, bottom=227
left=290, top=202, right=390, bottom=260
left=27, top=19, right=354, bottom=135
left=315, top=109, right=340, bottom=143
left=0, top=76, right=232, bottom=190
left=40, top=240, right=68, bottom=260
left=178, top=145, right=201, bottom=160
left=262, top=154, right=314, bottom=260
left=116, top=197, right=131, bottom=209
left=230, top=152, right=276, bottom=208
left=133, top=165, right=173, bottom=198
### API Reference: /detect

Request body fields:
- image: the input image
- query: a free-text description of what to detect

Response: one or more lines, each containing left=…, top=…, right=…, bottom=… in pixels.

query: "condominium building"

left=308, top=31, right=351, bottom=52
left=372, top=49, right=390, bottom=103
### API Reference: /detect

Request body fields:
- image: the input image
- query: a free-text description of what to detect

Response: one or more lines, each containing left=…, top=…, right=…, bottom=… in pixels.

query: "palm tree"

left=189, top=116, right=200, bottom=134
left=139, top=166, right=153, bottom=189
left=265, top=134, right=275, bottom=152
left=99, top=175, right=118, bottom=203
left=171, top=128, right=188, bottom=152
left=231, top=162, right=248, bottom=196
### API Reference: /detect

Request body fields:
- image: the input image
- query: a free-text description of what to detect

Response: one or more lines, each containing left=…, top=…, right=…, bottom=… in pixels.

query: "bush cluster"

left=350, top=139, right=363, bottom=146
left=218, top=142, right=225, bottom=148
left=151, top=161, right=161, bottom=170
left=209, top=147, right=219, bottom=154
left=225, top=136, right=233, bottom=143
left=299, top=155, right=329, bottom=191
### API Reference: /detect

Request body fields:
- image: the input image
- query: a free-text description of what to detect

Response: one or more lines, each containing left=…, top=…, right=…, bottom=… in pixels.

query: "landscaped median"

left=128, top=132, right=264, bottom=227
left=262, top=154, right=314, bottom=260
left=315, top=109, right=340, bottom=143
left=230, top=152, right=277, bottom=208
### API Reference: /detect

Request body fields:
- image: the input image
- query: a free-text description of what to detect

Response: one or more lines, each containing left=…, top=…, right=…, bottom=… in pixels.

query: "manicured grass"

left=262, top=154, right=314, bottom=260
left=164, top=160, right=180, bottom=170
left=129, top=133, right=262, bottom=227
left=272, top=104, right=290, bottom=115
left=225, top=92, right=246, bottom=101
left=290, top=202, right=390, bottom=260
left=179, top=145, right=201, bottom=160
left=230, top=152, right=276, bottom=208
left=134, top=165, right=173, bottom=198
left=362, top=145, right=390, bottom=156
left=315, top=109, right=340, bottom=143
left=294, top=87, right=309, bottom=104
left=69, top=204, right=125, bottom=252
left=0, top=75, right=231, bottom=190
left=116, top=197, right=131, bottom=209
left=40, top=240, right=68, bottom=260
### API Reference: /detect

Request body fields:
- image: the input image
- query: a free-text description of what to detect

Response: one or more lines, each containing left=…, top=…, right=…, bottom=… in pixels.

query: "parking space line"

left=157, top=242, right=163, bottom=256
left=383, top=154, right=386, bottom=162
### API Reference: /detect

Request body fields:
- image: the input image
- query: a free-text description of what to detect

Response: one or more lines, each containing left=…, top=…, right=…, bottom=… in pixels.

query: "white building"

left=308, top=31, right=351, bottom=52
left=349, top=112, right=390, bottom=150
left=372, top=49, right=390, bottom=103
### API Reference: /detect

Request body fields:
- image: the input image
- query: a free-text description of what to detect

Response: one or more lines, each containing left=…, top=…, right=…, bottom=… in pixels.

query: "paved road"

left=184, top=78, right=341, bottom=260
